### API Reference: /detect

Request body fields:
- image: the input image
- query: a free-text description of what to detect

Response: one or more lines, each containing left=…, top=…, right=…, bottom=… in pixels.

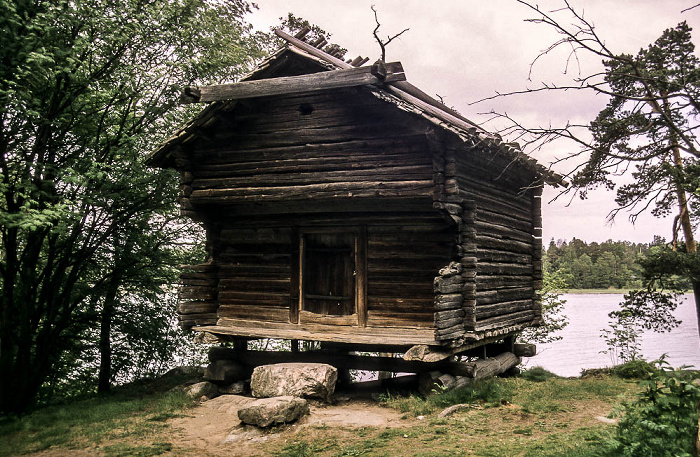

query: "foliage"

left=604, top=358, right=700, bottom=456
left=0, top=0, right=265, bottom=413
left=611, top=359, right=657, bottom=380
left=519, top=258, right=569, bottom=343
left=601, top=289, right=682, bottom=364
left=495, top=2, right=700, bottom=339
left=519, top=366, right=560, bottom=382
left=271, top=13, right=347, bottom=59
left=545, top=238, right=648, bottom=290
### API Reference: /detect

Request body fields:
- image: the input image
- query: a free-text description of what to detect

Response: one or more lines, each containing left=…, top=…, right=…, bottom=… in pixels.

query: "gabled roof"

left=147, top=29, right=564, bottom=187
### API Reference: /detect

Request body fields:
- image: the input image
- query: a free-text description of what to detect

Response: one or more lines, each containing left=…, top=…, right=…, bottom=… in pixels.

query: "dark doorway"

left=303, top=233, right=356, bottom=316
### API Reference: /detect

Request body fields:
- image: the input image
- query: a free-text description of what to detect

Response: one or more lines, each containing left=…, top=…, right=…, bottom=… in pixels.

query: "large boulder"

left=251, top=363, right=337, bottom=401
left=237, top=396, right=309, bottom=428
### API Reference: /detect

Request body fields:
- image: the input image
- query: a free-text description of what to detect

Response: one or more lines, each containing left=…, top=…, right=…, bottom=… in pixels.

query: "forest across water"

left=544, top=237, right=678, bottom=290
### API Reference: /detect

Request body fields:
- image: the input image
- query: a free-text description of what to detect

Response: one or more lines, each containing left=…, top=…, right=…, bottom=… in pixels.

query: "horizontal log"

left=475, top=300, right=534, bottom=319
left=513, top=343, right=537, bottom=357
left=178, top=302, right=219, bottom=314
left=218, top=278, right=290, bottom=293
left=207, top=320, right=437, bottom=345
left=435, top=294, right=463, bottom=311
left=368, top=297, right=434, bottom=312
left=476, top=262, right=533, bottom=276
left=214, top=349, right=490, bottom=375
left=192, top=165, right=433, bottom=189
left=475, top=249, right=532, bottom=265
left=435, top=309, right=464, bottom=321
left=218, top=304, right=289, bottom=322
left=299, top=310, right=357, bottom=326
left=219, top=227, right=293, bottom=241
left=471, top=352, right=520, bottom=380
left=179, top=313, right=218, bottom=327
left=473, top=221, right=534, bottom=244
left=195, top=136, right=430, bottom=167
left=367, top=310, right=434, bottom=329
left=181, top=62, right=406, bottom=103
left=475, top=287, right=535, bottom=305
left=179, top=277, right=218, bottom=287
left=475, top=235, right=534, bottom=255
left=475, top=310, right=536, bottom=331
left=189, top=180, right=434, bottom=203
left=179, top=287, right=217, bottom=301
left=180, top=263, right=218, bottom=273
left=207, top=120, right=427, bottom=150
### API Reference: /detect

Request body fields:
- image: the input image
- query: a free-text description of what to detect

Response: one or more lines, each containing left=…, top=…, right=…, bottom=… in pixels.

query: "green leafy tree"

left=491, top=2, right=700, bottom=337
left=0, top=0, right=265, bottom=413
left=520, top=256, right=570, bottom=344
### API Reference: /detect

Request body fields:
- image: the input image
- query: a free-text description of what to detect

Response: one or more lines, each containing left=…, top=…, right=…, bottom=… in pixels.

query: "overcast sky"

left=246, top=1, right=700, bottom=244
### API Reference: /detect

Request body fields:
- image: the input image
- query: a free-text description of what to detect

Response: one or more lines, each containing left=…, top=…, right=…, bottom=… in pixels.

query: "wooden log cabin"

left=147, top=29, right=563, bottom=356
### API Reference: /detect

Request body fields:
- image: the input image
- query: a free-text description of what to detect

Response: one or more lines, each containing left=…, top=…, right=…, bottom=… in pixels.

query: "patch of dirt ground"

left=169, top=394, right=411, bottom=456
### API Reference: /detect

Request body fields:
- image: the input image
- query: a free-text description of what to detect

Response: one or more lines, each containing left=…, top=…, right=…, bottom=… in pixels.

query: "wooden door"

left=303, top=232, right=356, bottom=316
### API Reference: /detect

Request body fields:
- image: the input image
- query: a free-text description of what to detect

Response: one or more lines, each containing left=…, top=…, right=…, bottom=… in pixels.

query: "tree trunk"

left=98, top=266, right=121, bottom=394
left=97, top=295, right=114, bottom=394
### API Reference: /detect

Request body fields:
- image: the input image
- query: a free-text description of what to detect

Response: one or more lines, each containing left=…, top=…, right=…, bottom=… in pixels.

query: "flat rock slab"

left=251, top=363, right=337, bottom=401
left=237, top=396, right=310, bottom=428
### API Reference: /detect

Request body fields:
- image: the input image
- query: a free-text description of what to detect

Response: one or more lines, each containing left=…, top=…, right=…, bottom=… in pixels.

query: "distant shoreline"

left=564, top=289, right=692, bottom=294
left=564, top=289, right=631, bottom=294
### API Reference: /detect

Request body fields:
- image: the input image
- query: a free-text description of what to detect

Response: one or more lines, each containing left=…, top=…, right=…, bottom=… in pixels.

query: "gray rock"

left=184, top=381, right=219, bottom=400
left=251, top=363, right=337, bottom=401
left=237, top=396, right=309, bottom=427
left=438, top=403, right=473, bottom=418
left=219, top=381, right=246, bottom=395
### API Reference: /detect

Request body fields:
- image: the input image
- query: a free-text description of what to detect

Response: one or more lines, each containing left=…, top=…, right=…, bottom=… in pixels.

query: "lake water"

left=526, top=293, right=700, bottom=377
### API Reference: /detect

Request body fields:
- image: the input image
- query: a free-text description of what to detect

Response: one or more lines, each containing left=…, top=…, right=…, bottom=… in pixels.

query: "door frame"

left=291, top=226, right=367, bottom=327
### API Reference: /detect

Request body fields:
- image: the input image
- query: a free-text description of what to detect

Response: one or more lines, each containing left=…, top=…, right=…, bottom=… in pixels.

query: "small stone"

left=219, top=381, right=246, bottom=395
left=438, top=403, right=473, bottom=418
left=237, top=396, right=310, bottom=428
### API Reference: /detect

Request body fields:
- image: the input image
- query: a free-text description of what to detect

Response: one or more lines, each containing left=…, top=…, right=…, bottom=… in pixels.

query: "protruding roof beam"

left=181, top=62, right=406, bottom=104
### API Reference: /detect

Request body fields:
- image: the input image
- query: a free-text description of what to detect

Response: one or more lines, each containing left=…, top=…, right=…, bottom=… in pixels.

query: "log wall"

left=180, top=88, right=435, bottom=209
left=451, top=146, right=543, bottom=335
left=171, top=79, right=545, bottom=345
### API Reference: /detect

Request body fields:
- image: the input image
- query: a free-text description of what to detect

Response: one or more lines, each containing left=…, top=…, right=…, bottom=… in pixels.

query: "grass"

left=264, top=371, right=641, bottom=457
left=0, top=368, right=645, bottom=457
left=0, top=376, right=196, bottom=457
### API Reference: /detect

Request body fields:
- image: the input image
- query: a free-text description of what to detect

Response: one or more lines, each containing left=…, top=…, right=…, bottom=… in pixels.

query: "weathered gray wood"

left=182, top=62, right=406, bottom=103
left=513, top=343, right=537, bottom=357
left=471, top=352, right=520, bottom=379
left=178, top=302, right=218, bottom=314
left=200, top=322, right=437, bottom=345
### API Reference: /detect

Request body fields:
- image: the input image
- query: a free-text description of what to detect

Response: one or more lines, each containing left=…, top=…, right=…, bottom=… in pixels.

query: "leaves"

left=0, top=0, right=265, bottom=412
left=606, top=358, right=700, bottom=456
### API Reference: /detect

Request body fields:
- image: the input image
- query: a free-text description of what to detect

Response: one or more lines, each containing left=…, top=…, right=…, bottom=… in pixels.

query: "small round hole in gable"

left=299, top=103, right=314, bottom=115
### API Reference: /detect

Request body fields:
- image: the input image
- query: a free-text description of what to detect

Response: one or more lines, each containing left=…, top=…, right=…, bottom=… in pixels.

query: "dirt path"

left=169, top=395, right=410, bottom=456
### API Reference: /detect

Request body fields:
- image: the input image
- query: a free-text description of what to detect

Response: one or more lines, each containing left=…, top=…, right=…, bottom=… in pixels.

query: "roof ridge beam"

left=181, top=63, right=406, bottom=104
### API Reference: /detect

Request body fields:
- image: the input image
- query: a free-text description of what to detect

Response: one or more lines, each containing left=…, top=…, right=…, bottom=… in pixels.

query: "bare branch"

left=370, top=5, right=409, bottom=62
